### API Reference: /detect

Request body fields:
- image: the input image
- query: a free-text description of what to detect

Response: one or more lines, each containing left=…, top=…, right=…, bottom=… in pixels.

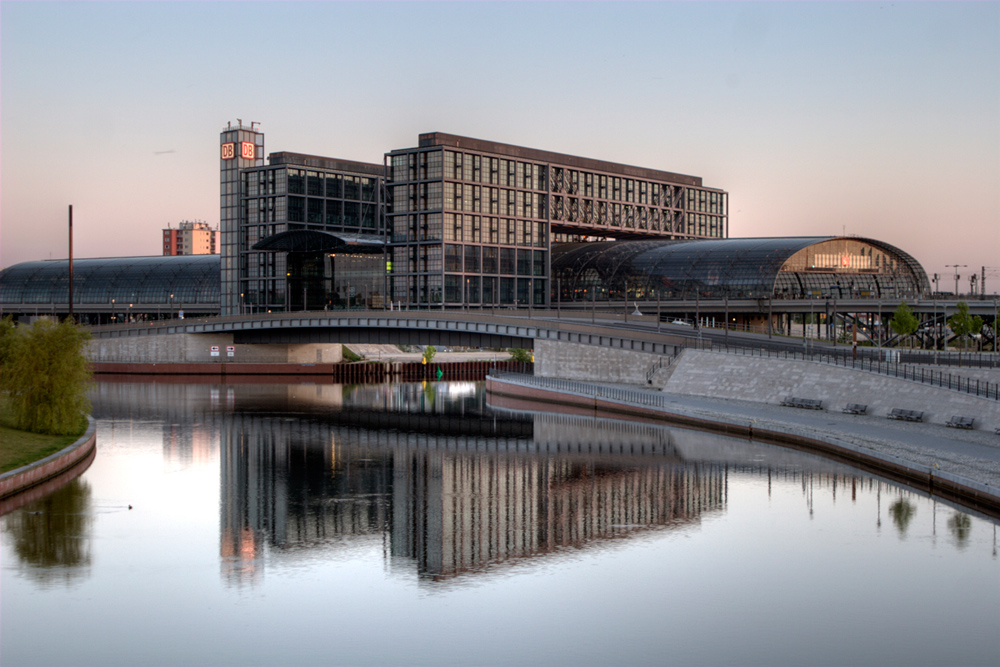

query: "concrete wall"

left=87, top=333, right=342, bottom=364
left=0, top=418, right=97, bottom=502
left=534, top=339, right=664, bottom=385
left=662, top=349, right=1000, bottom=431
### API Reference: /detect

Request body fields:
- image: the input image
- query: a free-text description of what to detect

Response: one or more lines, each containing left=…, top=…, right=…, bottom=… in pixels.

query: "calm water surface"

left=2, top=379, right=998, bottom=667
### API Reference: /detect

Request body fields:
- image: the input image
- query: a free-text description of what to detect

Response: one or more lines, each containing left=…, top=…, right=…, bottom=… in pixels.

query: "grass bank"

left=0, top=404, right=86, bottom=474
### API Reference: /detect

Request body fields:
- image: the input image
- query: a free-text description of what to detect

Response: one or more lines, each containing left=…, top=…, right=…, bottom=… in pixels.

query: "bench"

left=843, top=403, right=868, bottom=415
left=887, top=408, right=923, bottom=422
left=781, top=397, right=823, bottom=410
left=946, top=416, right=975, bottom=430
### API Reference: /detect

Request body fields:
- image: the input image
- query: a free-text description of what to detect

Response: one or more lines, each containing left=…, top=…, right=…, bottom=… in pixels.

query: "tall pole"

left=624, top=280, right=628, bottom=323
left=947, top=264, right=967, bottom=296
left=767, top=296, right=773, bottom=339
left=832, top=297, right=837, bottom=345
left=696, top=291, right=702, bottom=347
left=876, top=298, right=881, bottom=354
left=556, top=278, right=561, bottom=319
left=68, top=205, right=74, bottom=323
left=724, top=296, right=729, bottom=348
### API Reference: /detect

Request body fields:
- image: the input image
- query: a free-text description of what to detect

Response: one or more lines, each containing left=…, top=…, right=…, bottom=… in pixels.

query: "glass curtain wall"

left=238, top=161, right=387, bottom=313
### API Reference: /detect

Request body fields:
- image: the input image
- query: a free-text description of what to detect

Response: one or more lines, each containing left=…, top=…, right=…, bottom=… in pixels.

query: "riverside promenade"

left=486, top=371, right=1000, bottom=518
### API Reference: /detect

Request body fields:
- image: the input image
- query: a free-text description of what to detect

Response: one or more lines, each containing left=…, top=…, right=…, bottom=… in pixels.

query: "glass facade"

left=551, top=237, right=931, bottom=302
left=225, top=141, right=388, bottom=313
left=386, top=133, right=727, bottom=309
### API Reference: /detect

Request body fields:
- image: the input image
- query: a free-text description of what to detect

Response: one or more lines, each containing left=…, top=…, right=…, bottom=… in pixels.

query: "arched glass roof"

left=0, top=255, right=220, bottom=306
left=551, top=237, right=930, bottom=300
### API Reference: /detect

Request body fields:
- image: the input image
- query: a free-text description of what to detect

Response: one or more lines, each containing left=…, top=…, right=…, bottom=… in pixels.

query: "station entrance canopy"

left=252, top=230, right=387, bottom=311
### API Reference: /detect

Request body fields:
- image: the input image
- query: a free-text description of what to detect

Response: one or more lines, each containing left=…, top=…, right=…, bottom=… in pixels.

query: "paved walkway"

left=650, top=389, right=1000, bottom=490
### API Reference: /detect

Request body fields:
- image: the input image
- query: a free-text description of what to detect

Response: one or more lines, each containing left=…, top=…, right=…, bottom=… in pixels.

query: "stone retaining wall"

left=0, top=417, right=98, bottom=502
left=534, top=339, right=663, bottom=385
left=662, top=349, right=1000, bottom=431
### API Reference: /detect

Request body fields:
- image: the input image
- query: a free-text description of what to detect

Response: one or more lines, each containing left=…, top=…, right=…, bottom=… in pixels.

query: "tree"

left=889, top=498, right=916, bottom=537
left=948, top=302, right=984, bottom=352
left=422, top=345, right=436, bottom=364
left=889, top=300, right=919, bottom=350
left=508, top=348, right=533, bottom=363
left=0, top=315, right=16, bottom=369
left=1, top=319, right=92, bottom=435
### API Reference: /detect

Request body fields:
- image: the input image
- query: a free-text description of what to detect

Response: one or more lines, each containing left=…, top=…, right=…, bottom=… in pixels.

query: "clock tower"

left=220, top=120, right=264, bottom=315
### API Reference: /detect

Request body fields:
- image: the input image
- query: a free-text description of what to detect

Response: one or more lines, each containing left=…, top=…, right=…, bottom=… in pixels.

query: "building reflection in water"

left=218, top=410, right=730, bottom=586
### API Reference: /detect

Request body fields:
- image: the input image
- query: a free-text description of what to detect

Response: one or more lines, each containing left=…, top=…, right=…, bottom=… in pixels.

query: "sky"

left=2, top=1, right=998, bottom=291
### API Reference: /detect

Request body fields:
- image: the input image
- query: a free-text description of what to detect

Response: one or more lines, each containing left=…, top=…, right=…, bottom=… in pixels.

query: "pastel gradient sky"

left=2, top=1, right=998, bottom=290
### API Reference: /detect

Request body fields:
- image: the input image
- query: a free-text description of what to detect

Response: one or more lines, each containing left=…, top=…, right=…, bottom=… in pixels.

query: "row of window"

left=389, top=274, right=547, bottom=305
left=286, top=197, right=379, bottom=227
left=389, top=177, right=724, bottom=225
left=391, top=245, right=545, bottom=277
left=391, top=149, right=725, bottom=214
left=241, top=168, right=380, bottom=202
left=389, top=213, right=547, bottom=247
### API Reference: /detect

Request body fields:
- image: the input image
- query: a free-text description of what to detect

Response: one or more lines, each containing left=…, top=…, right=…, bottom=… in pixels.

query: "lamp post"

left=170, top=293, right=174, bottom=319
left=724, top=295, right=729, bottom=349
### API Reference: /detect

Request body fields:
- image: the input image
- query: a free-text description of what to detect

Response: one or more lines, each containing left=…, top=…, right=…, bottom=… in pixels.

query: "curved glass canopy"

left=551, top=237, right=930, bottom=301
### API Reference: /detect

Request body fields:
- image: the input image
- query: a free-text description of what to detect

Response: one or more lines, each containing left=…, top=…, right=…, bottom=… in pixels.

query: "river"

left=2, top=379, right=997, bottom=666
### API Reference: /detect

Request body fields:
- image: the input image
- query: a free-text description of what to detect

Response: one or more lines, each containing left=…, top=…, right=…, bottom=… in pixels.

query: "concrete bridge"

left=86, top=310, right=706, bottom=381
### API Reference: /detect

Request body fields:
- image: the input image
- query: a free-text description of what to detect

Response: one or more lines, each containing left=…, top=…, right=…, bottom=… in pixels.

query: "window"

left=288, top=196, right=305, bottom=222
left=500, top=247, right=515, bottom=275
left=517, top=249, right=532, bottom=276
left=307, top=198, right=323, bottom=224
left=445, top=275, right=462, bottom=303
left=464, top=245, right=481, bottom=273
left=307, top=172, right=323, bottom=196
left=483, top=247, right=498, bottom=274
